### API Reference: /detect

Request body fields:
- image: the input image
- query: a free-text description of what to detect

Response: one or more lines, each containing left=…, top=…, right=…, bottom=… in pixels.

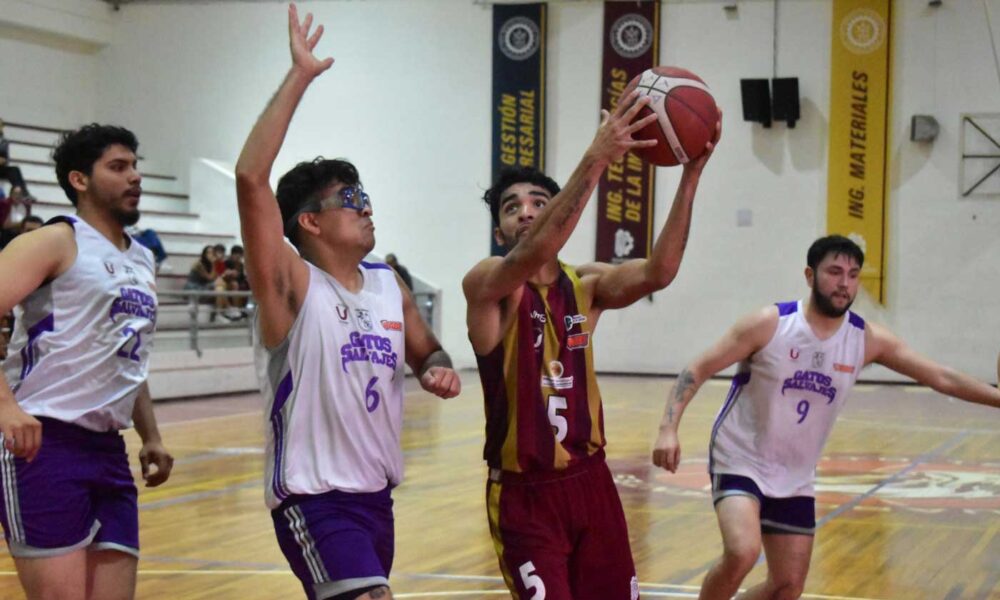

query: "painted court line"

left=816, top=430, right=971, bottom=528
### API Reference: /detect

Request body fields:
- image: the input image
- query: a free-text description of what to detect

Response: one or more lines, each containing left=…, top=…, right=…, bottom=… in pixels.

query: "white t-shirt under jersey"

left=2, top=216, right=158, bottom=432
left=709, top=300, right=865, bottom=498
left=256, top=261, right=406, bottom=510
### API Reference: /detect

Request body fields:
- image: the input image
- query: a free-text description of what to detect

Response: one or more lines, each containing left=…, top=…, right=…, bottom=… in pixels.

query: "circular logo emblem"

left=840, top=8, right=886, bottom=55
left=498, top=16, right=540, bottom=61
left=610, top=13, right=654, bottom=59
left=549, top=361, right=564, bottom=378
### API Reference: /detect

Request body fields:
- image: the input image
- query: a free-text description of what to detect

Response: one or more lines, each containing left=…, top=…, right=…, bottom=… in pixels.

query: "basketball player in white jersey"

left=651, top=235, right=1000, bottom=600
left=0, top=124, right=174, bottom=599
left=235, top=6, right=460, bottom=600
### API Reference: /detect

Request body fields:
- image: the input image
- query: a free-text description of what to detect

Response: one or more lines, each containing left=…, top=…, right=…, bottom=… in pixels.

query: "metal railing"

left=158, top=289, right=439, bottom=357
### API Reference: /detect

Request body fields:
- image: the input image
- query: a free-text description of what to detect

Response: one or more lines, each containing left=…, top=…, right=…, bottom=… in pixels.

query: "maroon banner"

left=595, top=1, right=659, bottom=264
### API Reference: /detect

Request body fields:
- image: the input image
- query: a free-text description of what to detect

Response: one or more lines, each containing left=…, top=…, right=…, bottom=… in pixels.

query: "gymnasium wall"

left=3, top=0, right=999, bottom=382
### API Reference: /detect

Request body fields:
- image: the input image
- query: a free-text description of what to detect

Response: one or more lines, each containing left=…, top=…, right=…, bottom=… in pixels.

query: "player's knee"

left=768, top=575, right=806, bottom=600
left=720, top=542, right=760, bottom=576
left=353, top=585, right=392, bottom=600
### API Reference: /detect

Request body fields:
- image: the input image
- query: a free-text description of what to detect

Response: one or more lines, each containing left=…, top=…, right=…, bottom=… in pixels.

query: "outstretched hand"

left=588, top=90, right=659, bottom=165
left=683, top=107, right=723, bottom=175
left=288, top=3, right=334, bottom=79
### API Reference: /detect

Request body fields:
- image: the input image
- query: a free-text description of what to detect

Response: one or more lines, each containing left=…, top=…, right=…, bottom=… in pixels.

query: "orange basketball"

left=623, top=66, right=718, bottom=167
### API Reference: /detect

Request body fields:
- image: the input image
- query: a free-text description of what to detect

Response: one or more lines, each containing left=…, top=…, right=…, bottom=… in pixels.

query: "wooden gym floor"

left=0, top=372, right=997, bottom=599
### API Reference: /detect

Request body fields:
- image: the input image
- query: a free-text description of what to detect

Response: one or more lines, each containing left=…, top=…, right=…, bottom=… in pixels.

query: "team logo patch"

left=834, top=363, right=855, bottom=374
left=380, top=320, right=402, bottom=332
left=790, top=348, right=800, bottom=360
left=610, top=13, right=654, bottom=59
left=498, top=16, right=540, bottom=61
left=567, top=332, right=590, bottom=350
left=564, top=314, right=587, bottom=331
left=541, top=360, right=574, bottom=390
left=104, top=261, right=115, bottom=275
left=812, top=351, right=826, bottom=369
left=124, top=265, right=138, bottom=285
left=356, top=309, right=373, bottom=331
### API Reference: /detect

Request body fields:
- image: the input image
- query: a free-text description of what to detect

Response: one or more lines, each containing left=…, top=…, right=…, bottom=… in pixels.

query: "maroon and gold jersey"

left=476, top=263, right=605, bottom=473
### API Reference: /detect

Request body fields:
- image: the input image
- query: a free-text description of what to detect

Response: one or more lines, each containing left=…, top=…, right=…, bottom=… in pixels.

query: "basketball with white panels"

left=624, top=66, right=718, bottom=167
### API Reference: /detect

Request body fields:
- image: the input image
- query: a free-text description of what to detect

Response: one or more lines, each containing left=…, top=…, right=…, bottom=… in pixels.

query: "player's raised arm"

left=583, top=110, right=721, bottom=311
left=652, top=305, right=777, bottom=473
left=463, top=91, right=657, bottom=306
left=866, top=322, right=1000, bottom=409
left=0, top=225, right=76, bottom=461
left=235, top=3, right=334, bottom=346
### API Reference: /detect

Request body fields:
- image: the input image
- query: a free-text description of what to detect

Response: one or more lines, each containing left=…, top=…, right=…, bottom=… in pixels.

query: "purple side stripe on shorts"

left=270, top=372, right=294, bottom=502
left=19, top=313, right=55, bottom=380
left=0, top=444, right=24, bottom=542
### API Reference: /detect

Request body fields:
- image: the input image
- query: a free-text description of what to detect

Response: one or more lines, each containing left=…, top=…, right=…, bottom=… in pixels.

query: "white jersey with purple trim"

left=255, top=261, right=406, bottom=509
left=2, top=216, right=157, bottom=432
left=709, top=300, right=865, bottom=498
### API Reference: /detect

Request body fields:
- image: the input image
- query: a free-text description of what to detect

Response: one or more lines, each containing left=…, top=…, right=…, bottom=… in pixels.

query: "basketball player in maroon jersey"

left=464, top=95, right=721, bottom=599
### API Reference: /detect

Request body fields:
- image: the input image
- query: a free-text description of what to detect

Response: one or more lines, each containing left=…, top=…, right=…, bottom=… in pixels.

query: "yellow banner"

left=827, top=0, right=892, bottom=303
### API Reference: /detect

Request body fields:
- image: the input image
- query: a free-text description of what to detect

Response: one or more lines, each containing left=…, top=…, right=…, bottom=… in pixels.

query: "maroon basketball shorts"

left=486, top=455, right=639, bottom=600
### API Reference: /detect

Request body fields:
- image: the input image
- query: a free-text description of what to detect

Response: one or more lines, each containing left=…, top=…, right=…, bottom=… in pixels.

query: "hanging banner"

left=594, top=1, right=659, bottom=264
left=491, top=3, right=547, bottom=256
left=827, top=0, right=892, bottom=303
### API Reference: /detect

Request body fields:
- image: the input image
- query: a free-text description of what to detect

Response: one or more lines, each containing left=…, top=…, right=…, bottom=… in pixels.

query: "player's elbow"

left=645, top=264, right=679, bottom=291
left=928, top=366, right=960, bottom=396
left=235, top=167, right=268, bottom=191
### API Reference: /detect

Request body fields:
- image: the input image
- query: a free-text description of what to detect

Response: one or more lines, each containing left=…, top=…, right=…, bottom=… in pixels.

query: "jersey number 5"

left=519, top=561, right=546, bottom=600
left=547, top=395, right=568, bottom=442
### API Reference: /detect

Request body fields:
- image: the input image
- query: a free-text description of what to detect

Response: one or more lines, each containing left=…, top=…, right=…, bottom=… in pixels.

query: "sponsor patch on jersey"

left=530, top=310, right=547, bottom=323
left=834, top=363, right=855, bottom=374
left=567, top=332, right=590, bottom=350
left=380, top=320, right=402, bottom=331
left=564, top=313, right=587, bottom=331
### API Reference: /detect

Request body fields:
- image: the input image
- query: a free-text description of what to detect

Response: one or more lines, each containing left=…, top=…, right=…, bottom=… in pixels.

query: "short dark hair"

left=52, top=124, right=139, bottom=206
left=213, top=243, right=226, bottom=253
left=482, top=166, right=560, bottom=226
left=276, top=157, right=361, bottom=246
left=230, top=244, right=244, bottom=255
left=807, top=235, right=865, bottom=270
left=21, top=216, right=43, bottom=226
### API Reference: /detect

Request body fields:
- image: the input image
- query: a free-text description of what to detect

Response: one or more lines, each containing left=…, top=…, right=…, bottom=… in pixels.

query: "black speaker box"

left=740, top=78, right=771, bottom=127
left=771, top=77, right=800, bottom=128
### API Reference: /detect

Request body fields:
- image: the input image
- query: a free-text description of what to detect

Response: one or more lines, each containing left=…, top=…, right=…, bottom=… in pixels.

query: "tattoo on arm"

left=667, top=368, right=696, bottom=423
left=554, top=176, right=591, bottom=229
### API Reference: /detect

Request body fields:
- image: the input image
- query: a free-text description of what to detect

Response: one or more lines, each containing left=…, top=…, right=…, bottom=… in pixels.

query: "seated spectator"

left=20, top=215, right=42, bottom=234
left=212, top=243, right=228, bottom=277
left=385, top=252, right=413, bottom=291
left=0, top=120, right=36, bottom=204
left=214, top=245, right=249, bottom=320
left=0, top=211, right=42, bottom=250
left=127, top=224, right=168, bottom=272
left=184, top=245, right=223, bottom=319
